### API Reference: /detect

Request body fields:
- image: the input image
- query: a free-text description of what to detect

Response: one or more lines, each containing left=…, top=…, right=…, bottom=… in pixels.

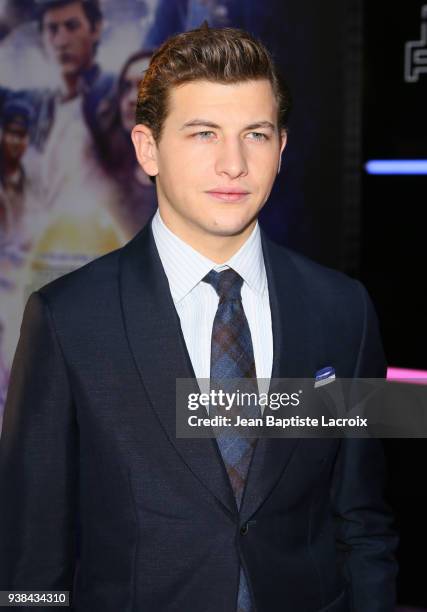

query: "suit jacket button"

left=240, top=523, right=249, bottom=535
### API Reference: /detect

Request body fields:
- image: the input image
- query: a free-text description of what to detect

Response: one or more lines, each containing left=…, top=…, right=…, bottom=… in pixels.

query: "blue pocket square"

left=314, top=366, right=336, bottom=388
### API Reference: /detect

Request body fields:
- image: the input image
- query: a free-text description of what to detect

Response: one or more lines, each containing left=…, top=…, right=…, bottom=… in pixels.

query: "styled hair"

left=136, top=23, right=291, bottom=144
left=36, top=0, right=102, bottom=31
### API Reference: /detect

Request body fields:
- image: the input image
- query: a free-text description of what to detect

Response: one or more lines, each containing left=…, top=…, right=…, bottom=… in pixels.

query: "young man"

left=0, top=25, right=397, bottom=612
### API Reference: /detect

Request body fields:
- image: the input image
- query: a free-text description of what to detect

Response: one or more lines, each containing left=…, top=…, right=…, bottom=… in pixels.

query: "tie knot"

left=203, top=268, right=243, bottom=302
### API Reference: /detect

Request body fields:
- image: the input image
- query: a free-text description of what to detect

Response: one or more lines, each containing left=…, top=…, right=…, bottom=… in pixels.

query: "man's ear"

left=131, top=124, right=159, bottom=177
left=278, top=130, right=287, bottom=174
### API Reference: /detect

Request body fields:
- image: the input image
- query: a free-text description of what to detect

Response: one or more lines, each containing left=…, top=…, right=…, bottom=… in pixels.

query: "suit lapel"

left=119, top=222, right=238, bottom=517
left=239, top=231, right=321, bottom=524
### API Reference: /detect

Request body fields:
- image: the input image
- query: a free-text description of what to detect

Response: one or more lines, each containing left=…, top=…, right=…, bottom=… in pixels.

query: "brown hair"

left=136, top=23, right=291, bottom=144
left=37, top=0, right=102, bottom=31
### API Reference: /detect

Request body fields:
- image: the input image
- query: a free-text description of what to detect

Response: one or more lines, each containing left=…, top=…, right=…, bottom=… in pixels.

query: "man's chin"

left=59, top=62, right=80, bottom=77
left=206, top=217, right=256, bottom=238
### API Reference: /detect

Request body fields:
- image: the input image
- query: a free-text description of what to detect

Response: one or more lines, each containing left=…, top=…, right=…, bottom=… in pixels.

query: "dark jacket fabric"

left=0, top=222, right=398, bottom=611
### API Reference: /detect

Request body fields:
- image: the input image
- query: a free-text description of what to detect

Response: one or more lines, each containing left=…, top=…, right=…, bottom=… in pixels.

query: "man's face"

left=41, top=2, right=100, bottom=77
left=1, top=123, right=29, bottom=163
left=120, top=57, right=150, bottom=134
left=134, top=79, right=286, bottom=242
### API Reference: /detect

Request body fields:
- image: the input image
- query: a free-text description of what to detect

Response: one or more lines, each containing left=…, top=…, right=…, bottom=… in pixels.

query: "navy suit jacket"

left=0, top=221, right=398, bottom=611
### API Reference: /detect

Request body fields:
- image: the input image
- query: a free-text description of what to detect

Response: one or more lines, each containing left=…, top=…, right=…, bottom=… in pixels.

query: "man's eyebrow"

left=179, top=119, right=276, bottom=130
left=180, top=120, right=220, bottom=130
left=45, top=17, right=80, bottom=27
left=244, top=121, right=276, bottom=131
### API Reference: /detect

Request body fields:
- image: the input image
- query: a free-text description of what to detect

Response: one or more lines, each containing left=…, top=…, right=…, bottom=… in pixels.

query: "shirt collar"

left=151, top=208, right=267, bottom=304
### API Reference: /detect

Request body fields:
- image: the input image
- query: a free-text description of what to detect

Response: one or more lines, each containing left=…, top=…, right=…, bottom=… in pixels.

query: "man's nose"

left=53, top=25, right=71, bottom=47
left=215, top=138, right=248, bottom=179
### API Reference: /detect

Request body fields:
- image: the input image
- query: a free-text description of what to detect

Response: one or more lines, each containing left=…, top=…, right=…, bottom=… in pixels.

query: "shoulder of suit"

left=265, top=235, right=362, bottom=295
left=37, top=245, right=123, bottom=310
left=262, top=235, right=374, bottom=341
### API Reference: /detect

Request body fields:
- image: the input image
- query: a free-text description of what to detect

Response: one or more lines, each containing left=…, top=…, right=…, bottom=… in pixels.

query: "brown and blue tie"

left=203, top=268, right=259, bottom=612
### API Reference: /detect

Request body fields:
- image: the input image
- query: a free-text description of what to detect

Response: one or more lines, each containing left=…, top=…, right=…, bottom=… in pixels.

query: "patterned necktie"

left=203, top=268, right=259, bottom=612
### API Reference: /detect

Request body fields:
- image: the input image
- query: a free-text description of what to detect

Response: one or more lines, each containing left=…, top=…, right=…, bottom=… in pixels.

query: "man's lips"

left=205, top=188, right=250, bottom=202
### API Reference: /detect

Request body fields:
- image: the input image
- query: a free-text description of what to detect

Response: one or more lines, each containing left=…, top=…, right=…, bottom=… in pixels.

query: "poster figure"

left=94, top=50, right=158, bottom=238
left=0, top=97, right=43, bottom=251
left=0, top=97, right=42, bottom=387
left=0, top=99, right=32, bottom=246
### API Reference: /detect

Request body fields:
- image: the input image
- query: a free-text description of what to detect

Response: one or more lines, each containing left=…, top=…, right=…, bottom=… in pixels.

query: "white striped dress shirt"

left=151, top=209, right=273, bottom=389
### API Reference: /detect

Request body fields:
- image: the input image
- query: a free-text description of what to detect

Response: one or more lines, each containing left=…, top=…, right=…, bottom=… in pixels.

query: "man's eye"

left=248, top=132, right=269, bottom=141
left=65, top=19, right=81, bottom=32
left=194, top=131, right=216, bottom=139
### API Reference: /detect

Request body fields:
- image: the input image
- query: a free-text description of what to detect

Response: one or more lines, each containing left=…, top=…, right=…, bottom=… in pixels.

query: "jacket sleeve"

left=0, top=291, right=78, bottom=606
left=330, top=282, right=399, bottom=611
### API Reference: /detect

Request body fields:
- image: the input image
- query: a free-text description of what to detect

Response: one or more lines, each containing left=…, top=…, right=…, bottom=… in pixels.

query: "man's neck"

left=60, top=73, right=80, bottom=100
left=60, top=62, right=96, bottom=100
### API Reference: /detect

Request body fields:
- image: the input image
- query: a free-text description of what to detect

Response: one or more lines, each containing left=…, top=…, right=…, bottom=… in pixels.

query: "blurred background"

left=0, top=1, right=426, bottom=608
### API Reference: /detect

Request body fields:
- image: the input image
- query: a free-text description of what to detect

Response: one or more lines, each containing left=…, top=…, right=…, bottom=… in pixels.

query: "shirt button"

left=240, top=523, right=249, bottom=535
